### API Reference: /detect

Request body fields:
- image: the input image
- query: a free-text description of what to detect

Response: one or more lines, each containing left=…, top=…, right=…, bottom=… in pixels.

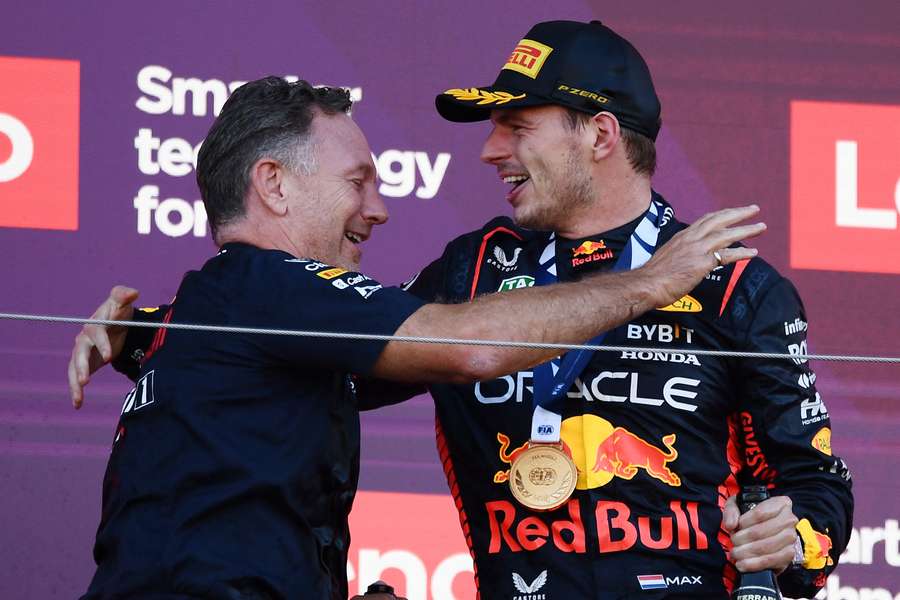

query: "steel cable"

left=1, top=312, right=898, bottom=364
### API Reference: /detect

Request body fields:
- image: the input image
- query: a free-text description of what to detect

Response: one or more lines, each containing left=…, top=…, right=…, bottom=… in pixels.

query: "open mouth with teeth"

left=344, top=232, right=364, bottom=244
left=503, top=174, right=530, bottom=193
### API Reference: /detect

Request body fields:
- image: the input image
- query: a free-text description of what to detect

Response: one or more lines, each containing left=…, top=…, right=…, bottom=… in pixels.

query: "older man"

left=72, top=76, right=758, bottom=600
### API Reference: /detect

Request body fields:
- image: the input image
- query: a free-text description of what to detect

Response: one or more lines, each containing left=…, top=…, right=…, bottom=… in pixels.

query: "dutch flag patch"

left=637, top=574, right=668, bottom=590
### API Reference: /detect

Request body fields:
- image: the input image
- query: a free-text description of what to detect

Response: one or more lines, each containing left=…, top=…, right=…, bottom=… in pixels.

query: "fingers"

left=81, top=324, right=111, bottom=362
left=693, top=205, right=761, bottom=237
left=109, top=285, right=139, bottom=305
left=716, top=247, right=758, bottom=266
left=68, top=325, right=113, bottom=409
left=68, top=286, right=138, bottom=410
left=687, top=206, right=765, bottom=260
left=709, top=222, right=767, bottom=251
left=94, top=286, right=139, bottom=321
left=107, top=286, right=139, bottom=318
left=67, top=354, right=84, bottom=409
left=68, top=331, right=98, bottom=409
left=733, top=540, right=796, bottom=574
left=84, top=285, right=136, bottom=360
left=721, top=494, right=740, bottom=533
left=730, top=496, right=799, bottom=574
left=736, top=496, right=795, bottom=530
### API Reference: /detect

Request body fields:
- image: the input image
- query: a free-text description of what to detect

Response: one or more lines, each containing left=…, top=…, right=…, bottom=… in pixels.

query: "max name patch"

left=503, top=39, right=553, bottom=79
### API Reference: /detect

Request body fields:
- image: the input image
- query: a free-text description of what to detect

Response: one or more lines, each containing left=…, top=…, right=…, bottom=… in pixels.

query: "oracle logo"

left=0, top=56, right=80, bottom=231
left=790, top=100, right=900, bottom=274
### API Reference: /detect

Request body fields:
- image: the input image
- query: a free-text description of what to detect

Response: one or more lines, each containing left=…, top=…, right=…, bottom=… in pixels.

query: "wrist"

left=628, top=267, right=666, bottom=314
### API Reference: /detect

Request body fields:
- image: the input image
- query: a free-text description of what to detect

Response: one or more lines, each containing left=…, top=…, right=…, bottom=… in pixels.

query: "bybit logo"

left=790, top=100, right=900, bottom=274
left=0, top=56, right=80, bottom=230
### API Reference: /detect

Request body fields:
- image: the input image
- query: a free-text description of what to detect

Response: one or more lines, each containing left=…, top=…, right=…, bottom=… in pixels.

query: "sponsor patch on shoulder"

left=498, top=275, right=535, bottom=291
left=812, top=427, right=832, bottom=456
left=317, top=268, right=347, bottom=280
left=657, top=294, right=702, bottom=313
left=797, top=518, right=834, bottom=569
left=355, top=284, right=383, bottom=299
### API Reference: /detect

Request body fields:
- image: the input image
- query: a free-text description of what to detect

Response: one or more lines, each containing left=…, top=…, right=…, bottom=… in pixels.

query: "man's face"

left=280, top=112, right=386, bottom=270
left=480, top=105, right=593, bottom=231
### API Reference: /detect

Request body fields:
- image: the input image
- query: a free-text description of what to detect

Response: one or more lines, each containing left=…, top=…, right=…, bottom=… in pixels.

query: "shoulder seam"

left=738, top=274, right=790, bottom=346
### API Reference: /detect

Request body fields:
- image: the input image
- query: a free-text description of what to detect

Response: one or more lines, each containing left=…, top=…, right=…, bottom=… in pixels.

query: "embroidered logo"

left=316, top=268, right=347, bottom=280
left=512, top=570, right=547, bottom=598
left=571, top=239, right=613, bottom=267
left=488, top=246, right=523, bottom=272
left=498, top=275, right=535, bottom=291
left=443, top=88, right=526, bottom=106
left=503, top=39, right=553, bottom=79
left=811, top=427, right=832, bottom=456
left=657, top=294, right=703, bottom=313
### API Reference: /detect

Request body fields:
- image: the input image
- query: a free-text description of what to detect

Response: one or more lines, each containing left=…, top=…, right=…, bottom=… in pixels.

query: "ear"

left=249, top=157, right=289, bottom=216
left=589, top=111, right=621, bottom=162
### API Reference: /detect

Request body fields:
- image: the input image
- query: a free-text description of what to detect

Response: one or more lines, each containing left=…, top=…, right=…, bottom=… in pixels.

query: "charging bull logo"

left=495, top=415, right=681, bottom=489
left=573, top=240, right=607, bottom=256
left=572, top=239, right=614, bottom=267
left=797, top=518, right=834, bottom=569
left=592, top=428, right=681, bottom=487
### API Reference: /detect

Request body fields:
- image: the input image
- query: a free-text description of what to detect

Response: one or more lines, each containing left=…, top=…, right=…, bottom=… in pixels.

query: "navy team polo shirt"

left=83, top=242, right=425, bottom=600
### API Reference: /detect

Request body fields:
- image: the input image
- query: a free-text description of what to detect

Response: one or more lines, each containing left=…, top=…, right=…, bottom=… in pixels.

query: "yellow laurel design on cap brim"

left=444, top=88, right=526, bottom=106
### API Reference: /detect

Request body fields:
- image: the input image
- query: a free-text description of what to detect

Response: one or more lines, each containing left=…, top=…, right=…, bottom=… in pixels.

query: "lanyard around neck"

left=529, top=200, right=664, bottom=444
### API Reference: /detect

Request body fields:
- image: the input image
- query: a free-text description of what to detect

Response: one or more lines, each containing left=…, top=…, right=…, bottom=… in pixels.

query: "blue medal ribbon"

left=529, top=200, right=664, bottom=443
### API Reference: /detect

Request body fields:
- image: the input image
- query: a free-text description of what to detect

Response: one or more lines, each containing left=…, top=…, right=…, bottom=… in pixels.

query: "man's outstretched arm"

left=69, top=206, right=764, bottom=400
left=372, top=205, right=763, bottom=382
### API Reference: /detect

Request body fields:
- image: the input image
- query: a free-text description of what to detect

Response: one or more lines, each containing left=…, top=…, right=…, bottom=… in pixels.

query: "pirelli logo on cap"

left=503, top=39, right=553, bottom=79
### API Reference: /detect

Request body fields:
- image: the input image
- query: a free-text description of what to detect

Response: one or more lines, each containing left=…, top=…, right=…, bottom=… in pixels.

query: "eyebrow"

left=493, top=112, right=529, bottom=127
left=347, top=162, right=375, bottom=178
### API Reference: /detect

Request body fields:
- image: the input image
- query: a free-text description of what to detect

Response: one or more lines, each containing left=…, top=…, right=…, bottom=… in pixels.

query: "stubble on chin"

left=513, top=162, right=593, bottom=232
left=513, top=202, right=555, bottom=231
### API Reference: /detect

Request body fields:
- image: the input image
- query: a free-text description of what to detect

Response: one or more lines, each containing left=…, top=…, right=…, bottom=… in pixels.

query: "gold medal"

left=509, top=443, right=577, bottom=511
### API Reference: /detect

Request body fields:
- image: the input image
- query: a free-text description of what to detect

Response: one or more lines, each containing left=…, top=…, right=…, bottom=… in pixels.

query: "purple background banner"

left=1, top=2, right=898, bottom=598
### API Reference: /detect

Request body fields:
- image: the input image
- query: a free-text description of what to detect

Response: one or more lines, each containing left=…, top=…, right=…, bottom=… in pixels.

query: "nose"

left=362, top=183, right=389, bottom=226
left=480, top=125, right=511, bottom=165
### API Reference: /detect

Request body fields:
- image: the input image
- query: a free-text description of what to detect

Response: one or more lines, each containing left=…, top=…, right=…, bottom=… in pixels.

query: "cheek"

left=333, top=186, right=362, bottom=215
left=527, top=153, right=554, bottom=186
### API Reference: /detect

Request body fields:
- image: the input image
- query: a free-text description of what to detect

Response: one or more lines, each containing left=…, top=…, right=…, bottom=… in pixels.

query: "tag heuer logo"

left=657, top=294, right=702, bottom=313
left=499, top=275, right=535, bottom=291
left=512, top=570, right=547, bottom=599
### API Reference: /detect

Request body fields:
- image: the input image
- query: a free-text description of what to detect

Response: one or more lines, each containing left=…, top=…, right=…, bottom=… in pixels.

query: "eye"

left=350, top=178, right=364, bottom=189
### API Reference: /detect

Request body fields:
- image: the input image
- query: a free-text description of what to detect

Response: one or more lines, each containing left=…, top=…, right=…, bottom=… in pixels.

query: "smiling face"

left=279, top=111, right=387, bottom=270
left=480, top=105, right=594, bottom=232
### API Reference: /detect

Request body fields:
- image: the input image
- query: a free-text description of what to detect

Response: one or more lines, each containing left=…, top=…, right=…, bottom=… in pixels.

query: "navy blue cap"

left=436, top=20, right=662, bottom=140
